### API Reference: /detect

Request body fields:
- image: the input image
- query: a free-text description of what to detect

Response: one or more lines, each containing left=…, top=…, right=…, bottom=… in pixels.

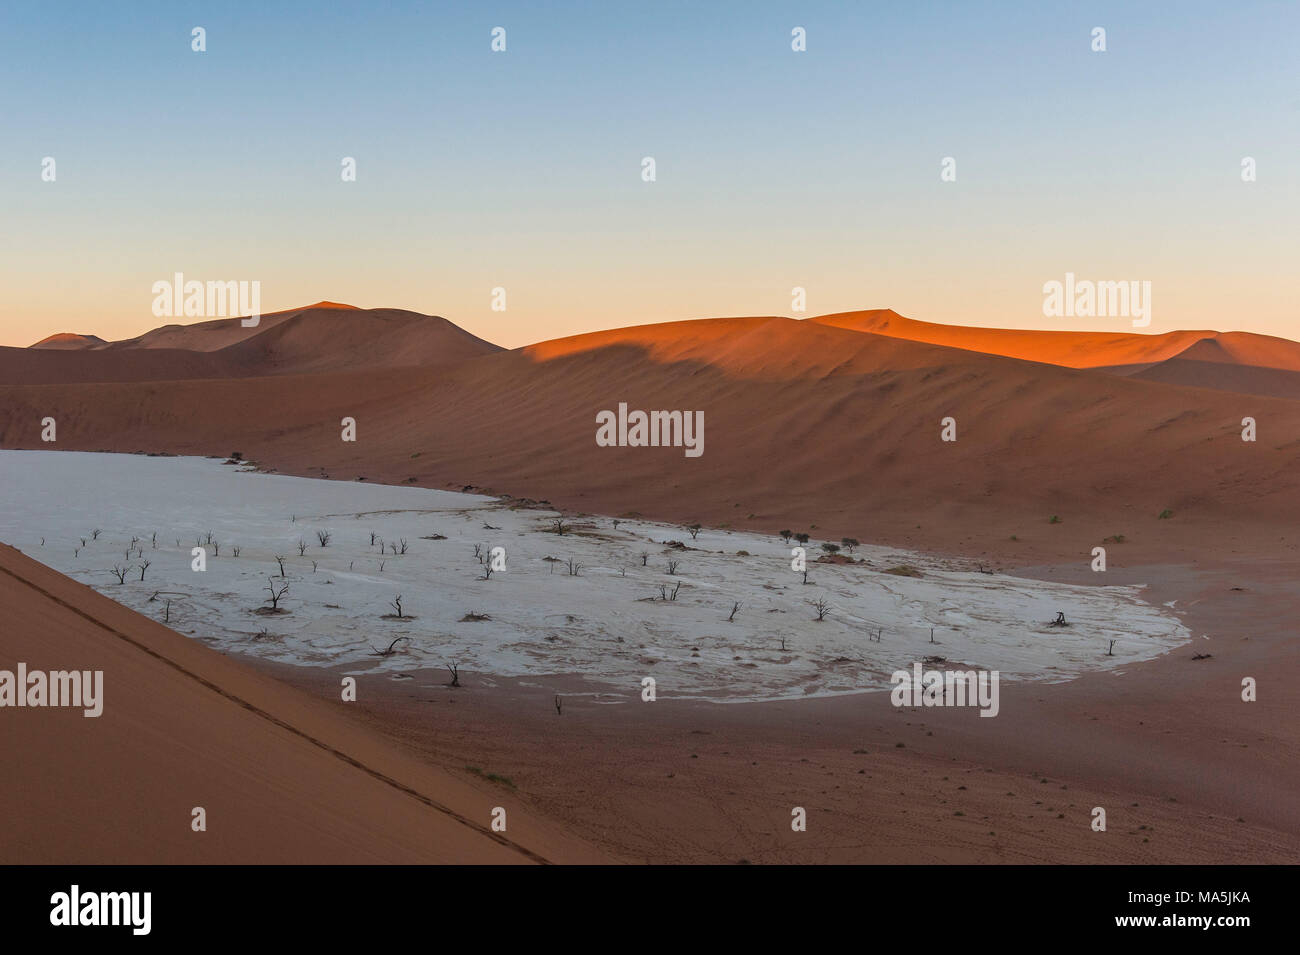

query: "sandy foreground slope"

left=0, top=542, right=606, bottom=864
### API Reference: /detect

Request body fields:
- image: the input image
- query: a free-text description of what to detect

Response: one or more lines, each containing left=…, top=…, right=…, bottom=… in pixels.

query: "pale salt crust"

left=0, top=451, right=1190, bottom=703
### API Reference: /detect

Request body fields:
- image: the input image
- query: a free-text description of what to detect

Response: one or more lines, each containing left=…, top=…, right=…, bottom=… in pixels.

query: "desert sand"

left=2, top=304, right=1297, bottom=863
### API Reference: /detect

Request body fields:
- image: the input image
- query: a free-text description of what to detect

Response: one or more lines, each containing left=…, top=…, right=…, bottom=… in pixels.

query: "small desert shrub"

left=883, top=565, right=922, bottom=578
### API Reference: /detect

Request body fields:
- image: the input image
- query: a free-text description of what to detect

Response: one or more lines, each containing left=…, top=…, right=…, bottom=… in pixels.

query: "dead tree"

left=110, top=565, right=128, bottom=584
left=264, top=578, right=289, bottom=610
left=811, top=597, right=830, bottom=621
left=728, top=601, right=740, bottom=622
left=297, top=539, right=308, bottom=556
left=687, top=523, right=702, bottom=540
left=554, top=694, right=563, bottom=715
left=390, top=595, right=405, bottom=619
left=666, top=559, right=680, bottom=575
left=370, top=636, right=408, bottom=657
left=446, top=663, right=461, bottom=687
left=137, top=560, right=151, bottom=581
left=274, top=555, right=287, bottom=577
left=551, top=518, right=569, bottom=536
left=316, top=530, right=331, bottom=547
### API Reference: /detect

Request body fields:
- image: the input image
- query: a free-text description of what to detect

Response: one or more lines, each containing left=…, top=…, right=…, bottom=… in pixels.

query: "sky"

left=1, top=0, right=1296, bottom=349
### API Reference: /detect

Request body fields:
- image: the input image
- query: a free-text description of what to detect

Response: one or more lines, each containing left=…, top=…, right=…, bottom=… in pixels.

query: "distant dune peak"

left=30, top=332, right=106, bottom=349
left=294, top=300, right=360, bottom=311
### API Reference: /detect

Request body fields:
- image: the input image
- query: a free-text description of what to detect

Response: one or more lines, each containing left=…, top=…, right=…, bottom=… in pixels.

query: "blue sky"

left=1, top=0, right=1295, bottom=346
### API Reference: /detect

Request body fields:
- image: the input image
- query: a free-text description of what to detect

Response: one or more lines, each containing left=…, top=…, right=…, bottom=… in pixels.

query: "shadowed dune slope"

left=4, top=315, right=1300, bottom=561
left=1099, top=338, right=1300, bottom=399
left=0, top=543, right=605, bottom=864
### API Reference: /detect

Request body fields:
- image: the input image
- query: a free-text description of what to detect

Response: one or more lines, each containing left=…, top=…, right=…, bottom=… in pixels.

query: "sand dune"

left=6, top=305, right=1300, bottom=865
left=0, top=542, right=605, bottom=863
left=30, top=333, right=107, bottom=350
left=4, top=312, right=1300, bottom=567
left=1099, top=337, right=1300, bottom=400
left=810, top=308, right=1300, bottom=375
left=3, top=305, right=500, bottom=384
left=105, top=301, right=361, bottom=352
